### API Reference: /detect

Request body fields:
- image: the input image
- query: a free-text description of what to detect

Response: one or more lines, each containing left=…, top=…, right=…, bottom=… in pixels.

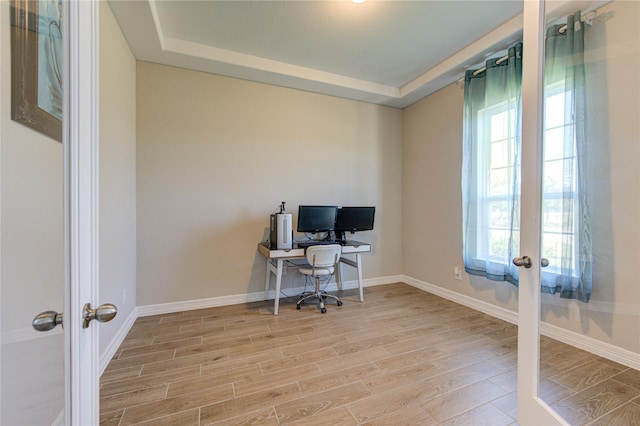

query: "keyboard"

left=297, top=240, right=340, bottom=248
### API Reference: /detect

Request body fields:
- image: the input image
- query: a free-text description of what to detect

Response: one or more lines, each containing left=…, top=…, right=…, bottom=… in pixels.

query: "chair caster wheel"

left=337, top=301, right=343, bottom=307
left=321, top=308, right=327, bottom=314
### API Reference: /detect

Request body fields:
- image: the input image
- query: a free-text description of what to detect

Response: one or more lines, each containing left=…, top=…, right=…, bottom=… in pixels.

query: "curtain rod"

left=457, top=10, right=596, bottom=84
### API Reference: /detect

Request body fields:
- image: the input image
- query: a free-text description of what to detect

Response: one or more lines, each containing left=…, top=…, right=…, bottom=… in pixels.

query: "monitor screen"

left=297, top=205, right=338, bottom=233
left=335, top=206, right=376, bottom=233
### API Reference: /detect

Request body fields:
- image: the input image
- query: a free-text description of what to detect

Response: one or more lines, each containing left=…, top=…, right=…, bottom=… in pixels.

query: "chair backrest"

left=305, top=244, right=342, bottom=268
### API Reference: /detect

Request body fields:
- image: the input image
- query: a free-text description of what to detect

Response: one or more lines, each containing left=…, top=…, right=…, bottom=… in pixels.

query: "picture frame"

left=11, top=0, right=63, bottom=142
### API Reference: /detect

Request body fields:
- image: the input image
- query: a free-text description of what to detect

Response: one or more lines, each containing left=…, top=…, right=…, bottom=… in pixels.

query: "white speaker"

left=270, top=213, right=292, bottom=249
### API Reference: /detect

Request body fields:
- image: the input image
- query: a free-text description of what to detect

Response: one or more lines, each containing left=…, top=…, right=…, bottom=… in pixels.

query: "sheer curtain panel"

left=462, top=43, right=523, bottom=285
left=541, top=11, right=592, bottom=302
left=462, top=11, right=592, bottom=303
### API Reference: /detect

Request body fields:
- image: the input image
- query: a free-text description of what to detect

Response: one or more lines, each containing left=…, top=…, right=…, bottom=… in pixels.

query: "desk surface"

left=258, top=240, right=371, bottom=259
left=259, top=240, right=371, bottom=314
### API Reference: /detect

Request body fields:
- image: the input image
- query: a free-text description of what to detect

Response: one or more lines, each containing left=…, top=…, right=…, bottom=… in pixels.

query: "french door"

left=517, top=1, right=567, bottom=423
left=1, top=1, right=101, bottom=424
left=518, top=0, right=638, bottom=424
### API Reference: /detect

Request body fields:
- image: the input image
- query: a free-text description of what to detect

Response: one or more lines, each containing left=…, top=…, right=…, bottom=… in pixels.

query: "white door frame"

left=64, top=0, right=100, bottom=423
left=517, top=1, right=567, bottom=424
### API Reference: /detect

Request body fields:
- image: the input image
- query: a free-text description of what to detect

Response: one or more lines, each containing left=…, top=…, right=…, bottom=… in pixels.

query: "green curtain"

left=542, top=11, right=592, bottom=302
left=462, top=43, right=523, bottom=285
left=462, top=10, right=592, bottom=302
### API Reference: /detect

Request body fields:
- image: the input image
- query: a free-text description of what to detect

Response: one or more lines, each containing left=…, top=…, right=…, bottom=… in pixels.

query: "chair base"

left=296, top=291, right=342, bottom=314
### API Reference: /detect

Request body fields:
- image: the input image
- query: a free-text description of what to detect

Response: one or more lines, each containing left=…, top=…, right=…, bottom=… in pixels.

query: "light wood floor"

left=100, top=283, right=640, bottom=425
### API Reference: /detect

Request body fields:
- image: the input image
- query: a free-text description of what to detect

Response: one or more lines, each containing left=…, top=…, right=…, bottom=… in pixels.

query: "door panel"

left=519, top=0, right=640, bottom=424
left=1, top=0, right=65, bottom=423
left=517, top=1, right=565, bottom=423
left=2, top=1, right=102, bottom=424
left=539, top=0, right=640, bottom=423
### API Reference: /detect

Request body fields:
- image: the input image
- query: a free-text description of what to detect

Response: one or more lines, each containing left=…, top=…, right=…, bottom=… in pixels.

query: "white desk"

left=257, top=240, right=371, bottom=315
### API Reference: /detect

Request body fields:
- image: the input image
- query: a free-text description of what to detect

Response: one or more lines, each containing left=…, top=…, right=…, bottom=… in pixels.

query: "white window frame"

left=541, top=82, right=580, bottom=277
left=475, top=100, right=520, bottom=264
left=473, top=82, right=579, bottom=279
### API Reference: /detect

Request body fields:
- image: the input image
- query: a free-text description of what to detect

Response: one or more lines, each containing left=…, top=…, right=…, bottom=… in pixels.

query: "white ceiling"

left=109, top=0, right=527, bottom=108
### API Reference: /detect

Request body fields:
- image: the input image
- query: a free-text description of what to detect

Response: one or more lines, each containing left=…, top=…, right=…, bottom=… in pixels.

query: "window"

left=542, top=85, right=579, bottom=277
left=461, top=43, right=523, bottom=285
left=470, top=85, right=580, bottom=276
left=464, top=82, right=584, bottom=289
left=463, top=14, right=591, bottom=301
left=476, top=102, right=520, bottom=264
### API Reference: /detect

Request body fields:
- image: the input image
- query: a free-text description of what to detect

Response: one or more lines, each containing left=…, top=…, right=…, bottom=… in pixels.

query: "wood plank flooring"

left=100, top=283, right=640, bottom=425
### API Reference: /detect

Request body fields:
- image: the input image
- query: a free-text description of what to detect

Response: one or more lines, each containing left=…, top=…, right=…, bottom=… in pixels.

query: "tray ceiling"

left=109, top=0, right=526, bottom=108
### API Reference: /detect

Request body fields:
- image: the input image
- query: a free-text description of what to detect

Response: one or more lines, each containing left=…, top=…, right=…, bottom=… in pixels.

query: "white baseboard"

left=99, top=306, right=138, bottom=375
left=136, top=292, right=267, bottom=317
left=363, top=275, right=404, bottom=287
left=539, top=322, right=640, bottom=370
left=402, top=275, right=519, bottom=324
left=137, top=276, right=401, bottom=317
left=402, top=275, right=640, bottom=371
left=52, top=409, right=64, bottom=426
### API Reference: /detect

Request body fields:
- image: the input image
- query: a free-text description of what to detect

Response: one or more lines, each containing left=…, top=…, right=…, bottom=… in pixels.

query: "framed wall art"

left=11, top=0, right=63, bottom=142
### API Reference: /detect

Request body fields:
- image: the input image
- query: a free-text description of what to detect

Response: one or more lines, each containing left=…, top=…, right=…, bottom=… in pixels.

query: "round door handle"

left=513, top=256, right=532, bottom=268
left=32, top=310, right=63, bottom=332
left=82, top=303, right=117, bottom=329
left=513, top=256, right=550, bottom=268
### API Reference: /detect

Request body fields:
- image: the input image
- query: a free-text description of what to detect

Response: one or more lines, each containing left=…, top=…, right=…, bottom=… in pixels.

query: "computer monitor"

left=335, top=206, right=375, bottom=240
left=296, top=205, right=338, bottom=233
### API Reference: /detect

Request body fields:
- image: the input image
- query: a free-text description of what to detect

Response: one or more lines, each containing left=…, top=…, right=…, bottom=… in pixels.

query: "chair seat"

left=297, top=244, right=342, bottom=314
left=299, top=266, right=334, bottom=276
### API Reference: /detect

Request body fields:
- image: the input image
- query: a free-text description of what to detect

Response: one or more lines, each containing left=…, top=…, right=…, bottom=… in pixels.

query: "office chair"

left=297, top=244, right=343, bottom=314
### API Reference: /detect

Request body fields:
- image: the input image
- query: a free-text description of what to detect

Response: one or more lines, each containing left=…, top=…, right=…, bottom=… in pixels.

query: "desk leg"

left=336, top=258, right=343, bottom=291
left=264, top=258, right=271, bottom=300
left=356, top=253, right=364, bottom=302
left=274, top=258, right=283, bottom=315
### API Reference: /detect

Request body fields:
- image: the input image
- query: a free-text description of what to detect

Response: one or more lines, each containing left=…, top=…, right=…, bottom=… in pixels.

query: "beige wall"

left=403, top=0, right=639, bottom=352
left=136, top=62, right=403, bottom=306
left=99, top=2, right=137, bottom=355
